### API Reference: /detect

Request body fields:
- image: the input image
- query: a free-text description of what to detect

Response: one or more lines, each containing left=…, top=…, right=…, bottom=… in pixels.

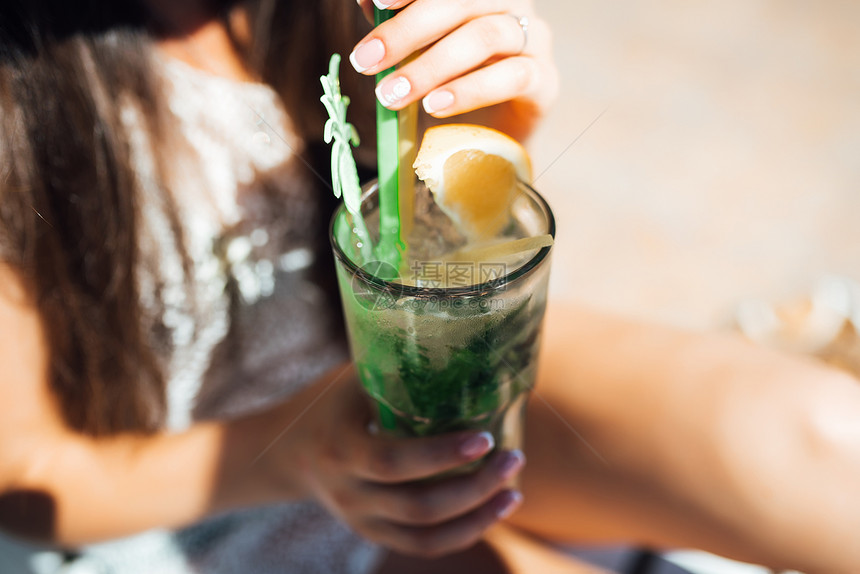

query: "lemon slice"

left=413, top=124, right=533, bottom=240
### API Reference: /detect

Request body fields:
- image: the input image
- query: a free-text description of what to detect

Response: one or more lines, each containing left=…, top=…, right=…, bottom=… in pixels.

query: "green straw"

left=373, top=7, right=402, bottom=277
left=371, top=8, right=403, bottom=431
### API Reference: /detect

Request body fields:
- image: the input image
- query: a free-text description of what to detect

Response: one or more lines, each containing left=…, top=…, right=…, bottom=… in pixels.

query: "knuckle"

left=446, top=537, right=477, bottom=556
left=413, top=536, right=447, bottom=559
left=393, top=21, right=421, bottom=48
left=401, top=495, right=438, bottom=524
left=320, top=441, right=347, bottom=469
left=418, top=530, right=464, bottom=559
left=510, top=58, right=537, bottom=94
left=477, top=470, right=505, bottom=496
left=472, top=17, right=504, bottom=54
left=330, top=489, right=358, bottom=513
left=368, top=446, right=400, bottom=478
left=397, top=529, right=431, bottom=556
left=507, top=0, right=530, bottom=16
left=454, top=0, right=475, bottom=12
left=359, top=528, right=384, bottom=546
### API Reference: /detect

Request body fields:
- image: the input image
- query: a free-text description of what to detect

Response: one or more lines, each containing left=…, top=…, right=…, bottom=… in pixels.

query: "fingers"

left=421, top=56, right=541, bottom=117
left=332, top=377, right=496, bottom=483
left=364, top=489, right=523, bottom=558
left=348, top=0, right=557, bottom=117
left=349, top=0, right=529, bottom=75
left=349, top=430, right=497, bottom=483
left=362, top=449, right=526, bottom=525
left=423, top=16, right=556, bottom=117
left=372, top=14, right=529, bottom=111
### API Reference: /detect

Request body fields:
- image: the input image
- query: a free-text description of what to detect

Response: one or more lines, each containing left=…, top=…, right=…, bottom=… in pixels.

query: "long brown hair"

left=0, top=0, right=373, bottom=435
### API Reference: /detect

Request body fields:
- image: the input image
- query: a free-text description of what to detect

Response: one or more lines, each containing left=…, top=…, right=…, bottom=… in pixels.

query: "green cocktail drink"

left=330, top=179, right=554, bottom=452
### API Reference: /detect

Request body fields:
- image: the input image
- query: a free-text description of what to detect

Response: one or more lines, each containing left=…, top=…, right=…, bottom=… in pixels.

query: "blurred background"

left=533, top=1, right=859, bottom=572
left=534, top=0, right=860, bottom=330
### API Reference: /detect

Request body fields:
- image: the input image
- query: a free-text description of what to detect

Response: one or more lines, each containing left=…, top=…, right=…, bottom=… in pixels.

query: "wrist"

left=6, top=429, right=219, bottom=545
left=214, top=403, right=314, bottom=511
left=212, top=363, right=359, bottom=511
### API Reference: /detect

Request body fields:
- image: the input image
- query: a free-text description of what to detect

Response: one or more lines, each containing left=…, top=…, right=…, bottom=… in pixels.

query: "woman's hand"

left=351, top=0, right=558, bottom=130
left=254, top=364, right=525, bottom=558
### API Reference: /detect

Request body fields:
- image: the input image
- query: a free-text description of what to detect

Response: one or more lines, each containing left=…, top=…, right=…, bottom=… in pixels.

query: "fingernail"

left=422, top=90, right=455, bottom=115
left=497, top=450, right=525, bottom=480
left=375, top=76, right=412, bottom=108
left=373, top=0, right=393, bottom=8
left=495, top=490, right=523, bottom=519
left=460, top=432, right=494, bottom=459
left=349, top=38, right=385, bottom=73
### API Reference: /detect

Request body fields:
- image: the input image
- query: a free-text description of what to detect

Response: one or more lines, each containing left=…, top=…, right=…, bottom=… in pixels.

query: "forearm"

left=512, top=301, right=860, bottom=572
left=3, top=369, right=337, bottom=546
left=5, top=424, right=223, bottom=545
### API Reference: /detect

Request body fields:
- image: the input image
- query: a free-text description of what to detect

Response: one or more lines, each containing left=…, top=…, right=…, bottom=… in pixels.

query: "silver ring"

left=509, top=15, right=529, bottom=55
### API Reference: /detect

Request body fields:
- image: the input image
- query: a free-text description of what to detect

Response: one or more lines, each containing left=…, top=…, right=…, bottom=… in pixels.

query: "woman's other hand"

left=252, top=364, right=525, bottom=558
left=351, top=0, right=558, bottom=133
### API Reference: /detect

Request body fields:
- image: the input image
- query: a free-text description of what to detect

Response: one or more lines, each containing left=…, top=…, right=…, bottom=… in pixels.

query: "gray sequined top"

left=0, top=57, right=382, bottom=574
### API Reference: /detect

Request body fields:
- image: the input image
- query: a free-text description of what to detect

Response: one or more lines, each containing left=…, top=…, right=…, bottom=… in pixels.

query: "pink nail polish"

left=373, top=0, right=393, bottom=8
left=349, top=38, right=385, bottom=73
left=375, top=76, right=411, bottom=108
left=460, top=432, right=494, bottom=458
left=496, top=491, right=523, bottom=519
left=498, top=450, right=525, bottom=480
left=422, top=90, right=455, bottom=114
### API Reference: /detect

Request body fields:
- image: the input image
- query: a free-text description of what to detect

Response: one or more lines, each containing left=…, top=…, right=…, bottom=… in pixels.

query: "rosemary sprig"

left=320, top=54, right=373, bottom=261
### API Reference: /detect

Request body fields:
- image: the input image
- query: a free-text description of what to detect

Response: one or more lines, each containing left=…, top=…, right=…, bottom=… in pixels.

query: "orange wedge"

left=413, top=124, right=533, bottom=240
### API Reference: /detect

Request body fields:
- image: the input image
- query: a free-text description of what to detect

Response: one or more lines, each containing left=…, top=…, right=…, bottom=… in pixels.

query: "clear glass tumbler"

left=330, top=180, right=555, bottom=455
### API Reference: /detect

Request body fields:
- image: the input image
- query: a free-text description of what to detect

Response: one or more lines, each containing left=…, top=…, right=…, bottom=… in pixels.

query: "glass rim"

left=329, top=179, right=556, bottom=299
